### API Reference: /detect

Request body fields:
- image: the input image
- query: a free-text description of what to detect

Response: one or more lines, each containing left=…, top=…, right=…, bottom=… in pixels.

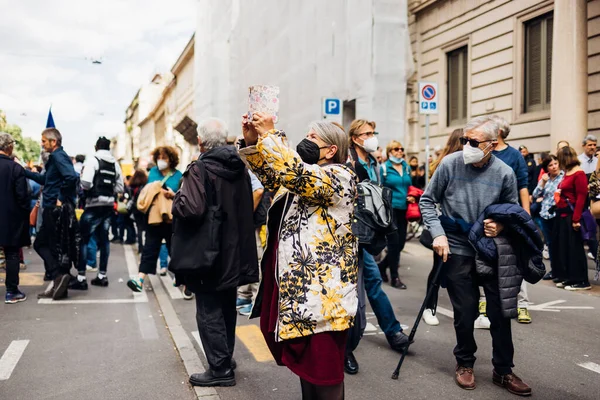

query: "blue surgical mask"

left=389, top=156, right=404, bottom=165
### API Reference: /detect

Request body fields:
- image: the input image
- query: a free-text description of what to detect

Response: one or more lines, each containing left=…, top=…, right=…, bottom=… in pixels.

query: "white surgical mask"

left=157, top=159, right=169, bottom=171
left=463, top=143, right=491, bottom=165
left=361, top=136, right=379, bottom=153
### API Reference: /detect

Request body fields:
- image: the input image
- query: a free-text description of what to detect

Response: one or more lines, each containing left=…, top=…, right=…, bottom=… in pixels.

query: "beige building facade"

left=119, top=35, right=197, bottom=171
left=406, top=0, right=600, bottom=157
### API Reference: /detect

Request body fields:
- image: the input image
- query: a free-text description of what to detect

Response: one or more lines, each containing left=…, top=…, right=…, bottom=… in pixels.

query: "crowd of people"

left=0, top=111, right=597, bottom=399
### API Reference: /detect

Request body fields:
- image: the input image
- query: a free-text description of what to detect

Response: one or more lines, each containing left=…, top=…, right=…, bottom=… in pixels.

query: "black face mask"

left=296, top=139, right=328, bottom=165
left=410, top=165, right=417, bottom=171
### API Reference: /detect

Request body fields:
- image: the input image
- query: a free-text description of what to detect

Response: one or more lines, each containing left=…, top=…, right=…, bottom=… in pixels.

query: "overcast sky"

left=0, top=0, right=196, bottom=156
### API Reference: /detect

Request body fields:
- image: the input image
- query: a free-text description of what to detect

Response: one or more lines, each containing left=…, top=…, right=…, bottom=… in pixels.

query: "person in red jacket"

left=551, top=146, right=592, bottom=290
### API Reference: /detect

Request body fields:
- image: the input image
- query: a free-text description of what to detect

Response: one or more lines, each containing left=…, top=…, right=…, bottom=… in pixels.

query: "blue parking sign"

left=421, top=101, right=428, bottom=110
left=429, top=102, right=436, bottom=110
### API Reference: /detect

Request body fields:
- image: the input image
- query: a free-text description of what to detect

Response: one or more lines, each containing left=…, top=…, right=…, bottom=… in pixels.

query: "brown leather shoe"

left=455, top=365, right=476, bottom=390
left=493, top=370, right=532, bottom=396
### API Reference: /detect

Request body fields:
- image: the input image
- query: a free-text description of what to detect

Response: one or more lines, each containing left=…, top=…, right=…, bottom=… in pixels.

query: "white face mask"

left=157, top=159, right=169, bottom=171
left=361, top=136, right=379, bottom=153
left=463, top=143, right=491, bottom=165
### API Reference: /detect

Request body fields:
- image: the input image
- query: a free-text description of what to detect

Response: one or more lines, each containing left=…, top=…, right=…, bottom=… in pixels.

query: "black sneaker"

left=387, top=331, right=414, bottom=352
left=565, top=282, right=592, bottom=291
left=69, top=277, right=89, bottom=290
left=91, top=276, right=109, bottom=287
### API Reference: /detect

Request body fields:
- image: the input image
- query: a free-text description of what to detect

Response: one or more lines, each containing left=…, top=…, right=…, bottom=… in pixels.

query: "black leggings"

left=379, top=208, right=408, bottom=279
left=3, top=246, right=21, bottom=293
left=139, top=223, right=172, bottom=275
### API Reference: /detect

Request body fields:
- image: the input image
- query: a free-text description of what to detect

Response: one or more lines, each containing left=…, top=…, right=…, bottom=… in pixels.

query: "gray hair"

left=197, top=118, right=228, bottom=150
left=308, top=121, right=348, bottom=164
left=491, top=115, right=510, bottom=139
left=0, top=132, right=15, bottom=152
left=582, top=134, right=598, bottom=145
left=41, top=151, right=51, bottom=165
left=42, top=128, right=62, bottom=146
left=464, top=116, right=500, bottom=141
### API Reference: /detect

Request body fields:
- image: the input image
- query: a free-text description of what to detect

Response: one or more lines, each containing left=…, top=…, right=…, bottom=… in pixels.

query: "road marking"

left=135, top=301, right=159, bottom=340
left=235, top=325, right=274, bottom=362
left=365, top=322, right=378, bottom=332
left=0, top=272, right=45, bottom=286
left=578, top=362, right=600, bottom=374
left=148, top=273, right=219, bottom=399
left=0, top=340, right=29, bottom=380
left=435, top=306, right=454, bottom=319
left=529, top=300, right=594, bottom=312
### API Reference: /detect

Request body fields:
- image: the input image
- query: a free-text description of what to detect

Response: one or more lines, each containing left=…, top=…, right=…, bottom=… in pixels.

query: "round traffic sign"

left=422, top=85, right=436, bottom=101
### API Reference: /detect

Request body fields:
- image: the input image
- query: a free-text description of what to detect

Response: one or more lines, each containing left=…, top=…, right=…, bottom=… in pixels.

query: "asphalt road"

left=1, top=241, right=599, bottom=400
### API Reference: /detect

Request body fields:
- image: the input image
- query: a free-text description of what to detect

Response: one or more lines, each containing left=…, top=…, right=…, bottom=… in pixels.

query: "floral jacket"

left=239, top=130, right=359, bottom=341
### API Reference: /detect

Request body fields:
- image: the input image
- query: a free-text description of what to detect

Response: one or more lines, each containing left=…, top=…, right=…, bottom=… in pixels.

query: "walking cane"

left=391, top=256, right=445, bottom=380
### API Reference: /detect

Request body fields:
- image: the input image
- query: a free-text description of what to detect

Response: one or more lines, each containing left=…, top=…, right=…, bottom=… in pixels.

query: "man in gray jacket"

left=70, top=137, right=124, bottom=290
left=420, top=115, right=531, bottom=396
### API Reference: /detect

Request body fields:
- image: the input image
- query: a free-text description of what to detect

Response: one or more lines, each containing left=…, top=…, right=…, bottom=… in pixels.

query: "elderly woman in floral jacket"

left=239, top=112, right=358, bottom=400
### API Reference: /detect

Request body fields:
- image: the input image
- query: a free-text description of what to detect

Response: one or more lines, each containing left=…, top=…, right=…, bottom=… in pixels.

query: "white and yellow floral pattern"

left=239, top=130, right=359, bottom=341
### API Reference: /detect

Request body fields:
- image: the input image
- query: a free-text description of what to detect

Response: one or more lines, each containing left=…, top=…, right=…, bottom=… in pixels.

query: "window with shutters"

left=524, top=12, right=553, bottom=113
left=447, top=46, right=468, bottom=126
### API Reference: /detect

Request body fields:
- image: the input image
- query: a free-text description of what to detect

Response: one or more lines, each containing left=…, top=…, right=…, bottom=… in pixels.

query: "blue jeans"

left=78, top=207, right=112, bottom=275
left=159, top=243, right=169, bottom=268
left=87, top=235, right=98, bottom=267
left=362, top=249, right=402, bottom=336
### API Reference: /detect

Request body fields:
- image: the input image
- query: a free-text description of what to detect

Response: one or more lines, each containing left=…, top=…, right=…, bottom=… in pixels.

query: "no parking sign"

left=419, top=82, right=438, bottom=115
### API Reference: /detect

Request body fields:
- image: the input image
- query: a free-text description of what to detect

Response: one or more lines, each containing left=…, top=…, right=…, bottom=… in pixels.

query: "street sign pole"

left=425, top=114, right=430, bottom=187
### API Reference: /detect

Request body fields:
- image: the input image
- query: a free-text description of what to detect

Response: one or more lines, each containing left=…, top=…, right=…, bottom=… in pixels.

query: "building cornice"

left=409, top=0, right=441, bottom=14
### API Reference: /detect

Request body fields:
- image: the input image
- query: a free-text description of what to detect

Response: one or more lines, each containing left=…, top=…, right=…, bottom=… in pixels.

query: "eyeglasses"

left=356, top=131, right=379, bottom=138
left=392, top=147, right=405, bottom=152
left=459, top=137, right=494, bottom=148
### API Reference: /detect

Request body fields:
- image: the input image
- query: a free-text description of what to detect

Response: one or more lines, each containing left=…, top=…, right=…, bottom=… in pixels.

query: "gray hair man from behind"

left=197, top=118, right=229, bottom=152
left=0, top=132, right=16, bottom=153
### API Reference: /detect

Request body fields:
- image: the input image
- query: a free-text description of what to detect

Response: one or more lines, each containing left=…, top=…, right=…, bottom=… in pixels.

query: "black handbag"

left=169, top=161, right=224, bottom=275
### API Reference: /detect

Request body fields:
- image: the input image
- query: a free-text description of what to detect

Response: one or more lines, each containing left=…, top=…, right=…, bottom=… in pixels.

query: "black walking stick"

left=391, top=256, right=445, bottom=380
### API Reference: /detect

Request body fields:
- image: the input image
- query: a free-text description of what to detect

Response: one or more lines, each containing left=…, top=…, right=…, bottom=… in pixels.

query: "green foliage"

left=0, top=109, right=41, bottom=163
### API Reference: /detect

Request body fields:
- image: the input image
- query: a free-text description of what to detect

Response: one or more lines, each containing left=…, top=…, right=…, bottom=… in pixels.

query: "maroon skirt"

left=259, top=237, right=348, bottom=386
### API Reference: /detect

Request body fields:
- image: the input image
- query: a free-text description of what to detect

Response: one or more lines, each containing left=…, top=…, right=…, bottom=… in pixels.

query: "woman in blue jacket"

left=378, top=141, right=413, bottom=289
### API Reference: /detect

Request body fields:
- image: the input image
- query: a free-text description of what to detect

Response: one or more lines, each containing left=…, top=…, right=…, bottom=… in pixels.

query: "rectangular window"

left=524, top=12, right=553, bottom=113
left=447, top=46, right=468, bottom=126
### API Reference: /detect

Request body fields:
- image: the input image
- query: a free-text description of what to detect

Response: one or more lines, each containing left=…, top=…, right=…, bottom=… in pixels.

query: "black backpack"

left=90, top=157, right=117, bottom=198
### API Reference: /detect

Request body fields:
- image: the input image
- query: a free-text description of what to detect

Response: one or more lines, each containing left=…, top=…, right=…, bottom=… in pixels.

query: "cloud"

left=0, top=0, right=196, bottom=154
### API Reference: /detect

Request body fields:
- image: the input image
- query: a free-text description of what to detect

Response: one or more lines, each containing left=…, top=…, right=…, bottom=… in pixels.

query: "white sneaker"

left=422, top=309, right=440, bottom=326
left=159, top=267, right=168, bottom=276
left=542, top=245, right=549, bottom=260
left=474, top=314, right=491, bottom=330
left=86, top=265, right=98, bottom=272
left=587, top=252, right=595, bottom=260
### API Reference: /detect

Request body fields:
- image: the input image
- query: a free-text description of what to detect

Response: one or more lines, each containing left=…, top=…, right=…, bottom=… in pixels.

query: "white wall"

left=195, top=0, right=413, bottom=148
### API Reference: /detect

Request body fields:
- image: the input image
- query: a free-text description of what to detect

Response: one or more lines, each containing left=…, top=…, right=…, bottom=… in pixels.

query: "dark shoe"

left=91, top=276, right=109, bottom=287
left=5, top=291, right=27, bottom=304
left=69, top=277, right=89, bottom=290
left=391, top=278, right=407, bottom=289
left=493, top=370, right=532, bottom=396
left=43, top=272, right=53, bottom=281
left=552, top=277, right=562, bottom=283
left=377, top=262, right=389, bottom=283
left=542, top=271, right=553, bottom=280
left=37, top=288, right=54, bottom=299
left=455, top=365, right=476, bottom=390
left=231, top=358, right=237, bottom=370
left=189, top=369, right=235, bottom=387
left=52, top=274, right=70, bottom=300
left=344, top=352, right=359, bottom=375
left=387, top=331, right=413, bottom=352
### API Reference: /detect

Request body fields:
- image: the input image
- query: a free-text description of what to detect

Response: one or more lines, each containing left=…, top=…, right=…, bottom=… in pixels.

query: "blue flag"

left=46, top=107, right=55, bottom=128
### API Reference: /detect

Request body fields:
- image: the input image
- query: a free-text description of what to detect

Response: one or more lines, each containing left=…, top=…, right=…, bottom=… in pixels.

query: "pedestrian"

left=24, top=128, right=79, bottom=300
left=128, top=169, right=148, bottom=254
left=170, top=118, right=258, bottom=388
left=70, top=137, right=124, bottom=290
left=578, top=134, right=597, bottom=176
left=126, top=146, right=182, bottom=292
left=491, top=116, right=532, bottom=325
left=422, top=128, right=463, bottom=327
left=519, top=145, right=538, bottom=196
left=237, top=113, right=358, bottom=399
left=408, top=156, right=425, bottom=189
left=345, top=119, right=412, bottom=376
left=0, top=132, right=30, bottom=303
left=532, top=155, right=563, bottom=280
left=377, top=140, right=412, bottom=289
left=235, top=170, right=266, bottom=316
left=551, top=146, right=592, bottom=291
left=420, top=115, right=532, bottom=396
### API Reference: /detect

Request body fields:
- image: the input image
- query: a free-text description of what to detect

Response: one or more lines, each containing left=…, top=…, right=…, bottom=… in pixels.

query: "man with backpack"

left=345, top=119, right=411, bottom=375
left=70, top=136, right=124, bottom=290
